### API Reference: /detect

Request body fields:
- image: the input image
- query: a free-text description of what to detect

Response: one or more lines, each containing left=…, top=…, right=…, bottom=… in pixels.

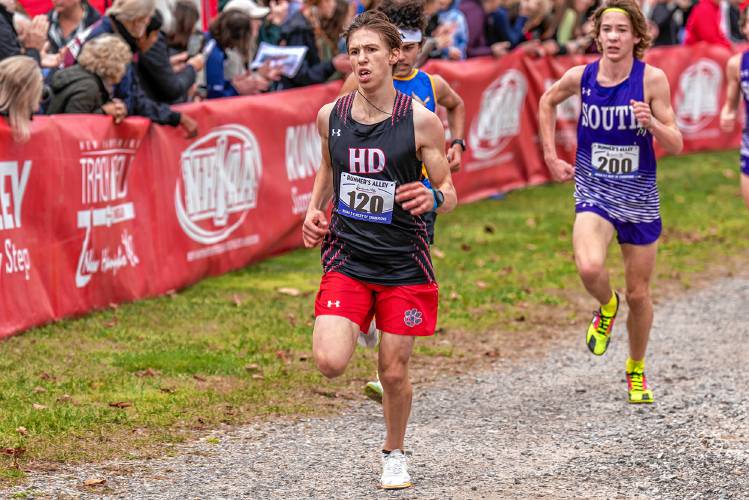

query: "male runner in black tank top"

left=302, top=11, right=457, bottom=490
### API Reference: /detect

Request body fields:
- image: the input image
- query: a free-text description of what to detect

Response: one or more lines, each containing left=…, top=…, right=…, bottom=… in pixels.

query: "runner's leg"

left=378, top=332, right=415, bottom=451
left=313, top=315, right=359, bottom=378
left=741, top=173, right=749, bottom=211
left=620, top=242, right=658, bottom=361
left=573, top=211, right=616, bottom=304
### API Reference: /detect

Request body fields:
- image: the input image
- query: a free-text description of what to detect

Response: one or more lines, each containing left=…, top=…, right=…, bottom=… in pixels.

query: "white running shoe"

left=357, top=319, right=380, bottom=349
left=381, top=449, right=412, bottom=489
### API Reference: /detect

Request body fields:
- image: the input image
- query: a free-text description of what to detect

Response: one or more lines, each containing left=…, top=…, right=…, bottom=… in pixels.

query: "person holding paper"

left=277, top=0, right=351, bottom=88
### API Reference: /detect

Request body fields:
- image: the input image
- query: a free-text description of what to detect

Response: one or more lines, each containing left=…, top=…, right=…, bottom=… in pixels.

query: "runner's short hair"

left=377, top=0, right=426, bottom=34
left=592, top=0, right=651, bottom=60
left=344, top=10, right=402, bottom=52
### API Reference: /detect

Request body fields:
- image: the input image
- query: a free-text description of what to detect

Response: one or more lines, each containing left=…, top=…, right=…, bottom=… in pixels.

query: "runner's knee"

left=625, top=287, right=651, bottom=308
left=379, top=363, right=408, bottom=389
left=577, top=258, right=606, bottom=283
left=313, top=350, right=347, bottom=379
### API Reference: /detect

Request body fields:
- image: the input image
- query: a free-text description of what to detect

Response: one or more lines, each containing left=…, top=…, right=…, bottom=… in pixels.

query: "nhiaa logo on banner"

left=675, top=59, right=722, bottom=135
left=176, top=125, right=262, bottom=259
left=469, top=69, right=527, bottom=164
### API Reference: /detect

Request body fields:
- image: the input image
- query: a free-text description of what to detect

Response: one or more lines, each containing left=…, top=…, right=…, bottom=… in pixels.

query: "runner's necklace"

left=357, top=89, right=393, bottom=116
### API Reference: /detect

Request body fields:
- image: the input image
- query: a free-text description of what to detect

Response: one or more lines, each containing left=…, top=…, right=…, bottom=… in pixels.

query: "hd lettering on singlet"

left=338, top=148, right=395, bottom=224
left=581, top=102, right=642, bottom=179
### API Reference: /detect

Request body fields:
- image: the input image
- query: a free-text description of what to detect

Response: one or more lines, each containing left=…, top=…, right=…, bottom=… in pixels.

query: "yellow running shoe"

left=626, top=369, right=654, bottom=404
left=585, top=292, right=619, bottom=356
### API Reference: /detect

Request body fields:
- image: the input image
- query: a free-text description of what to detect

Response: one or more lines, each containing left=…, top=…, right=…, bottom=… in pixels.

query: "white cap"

left=224, top=0, right=270, bottom=19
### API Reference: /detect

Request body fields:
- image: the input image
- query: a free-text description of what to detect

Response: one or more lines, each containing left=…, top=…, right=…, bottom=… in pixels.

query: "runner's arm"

left=538, top=65, right=584, bottom=163
left=720, top=54, right=741, bottom=132
left=414, top=105, right=457, bottom=214
left=642, top=66, right=683, bottom=156
left=434, top=74, right=466, bottom=172
left=302, top=103, right=335, bottom=248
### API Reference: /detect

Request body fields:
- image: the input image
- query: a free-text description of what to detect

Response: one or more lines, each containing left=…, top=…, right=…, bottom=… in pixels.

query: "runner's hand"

left=545, top=157, right=575, bottom=182
left=630, top=99, right=653, bottom=130
left=720, top=107, right=736, bottom=132
left=446, top=144, right=462, bottom=172
left=303, top=209, right=329, bottom=248
left=396, top=181, right=434, bottom=216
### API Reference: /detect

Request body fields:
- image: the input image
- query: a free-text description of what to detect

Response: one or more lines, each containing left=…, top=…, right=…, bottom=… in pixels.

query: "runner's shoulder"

left=725, top=52, right=742, bottom=74
left=317, top=101, right=337, bottom=133
left=412, top=99, right=442, bottom=132
left=555, top=65, right=586, bottom=91
left=643, top=64, right=669, bottom=90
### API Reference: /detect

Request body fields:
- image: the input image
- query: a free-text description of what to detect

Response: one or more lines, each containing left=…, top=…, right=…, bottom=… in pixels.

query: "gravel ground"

left=4, top=278, right=748, bottom=500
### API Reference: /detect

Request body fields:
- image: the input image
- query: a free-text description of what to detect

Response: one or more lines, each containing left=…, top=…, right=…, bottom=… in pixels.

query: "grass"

left=1, top=150, right=748, bottom=482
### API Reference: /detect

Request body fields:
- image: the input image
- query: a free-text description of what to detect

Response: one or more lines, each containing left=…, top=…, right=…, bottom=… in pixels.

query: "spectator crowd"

left=0, top=0, right=747, bottom=141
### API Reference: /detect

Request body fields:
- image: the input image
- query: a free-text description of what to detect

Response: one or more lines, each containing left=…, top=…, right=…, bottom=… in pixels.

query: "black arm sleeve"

left=137, top=32, right=196, bottom=103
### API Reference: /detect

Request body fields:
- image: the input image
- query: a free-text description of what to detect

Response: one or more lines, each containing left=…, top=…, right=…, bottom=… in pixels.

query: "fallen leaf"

left=15, top=427, right=28, bottom=436
left=160, top=387, right=176, bottom=394
left=57, top=394, right=73, bottom=404
left=278, top=287, right=301, bottom=296
left=460, top=243, right=472, bottom=252
left=244, top=363, right=260, bottom=372
left=39, top=372, right=53, bottom=381
left=723, top=169, right=737, bottom=179
left=232, top=294, right=242, bottom=306
left=32, top=403, right=47, bottom=410
left=298, top=354, right=310, bottom=362
left=287, top=313, right=297, bottom=327
left=135, top=368, right=159, bottom=378
left=475, top=280, right=488, bottom=289
left=312, top=388, right=339, bottom=398
left=484, top=224, right=495, bottom=234
left=501, top=266, right=514, bottom=275
left=432, top=248, right=445, bottom=259
left=108, top=401, right=132, bottom=409
left=192, top=375, right=207, bottom=382
left=526, top=243, right=537, bottom=251
left=514, top=315, right=526, bottom=322
left=83, top=478, right=107, bottom=486
left=275, top=350, right=290, bottom=364
left=104, top=317, right=117, bottom=328
left=475, top=259, right=486, bottom=268
left=1, top=447, right=24, bottom=456
left=484, top=350, right=500, bottom=358
left=674, top=195, right=685, bottom=204
left=32, top=386, right=47, bottom=394
left=526, top=217, right=537, bottom=228
left=251, top=374, right=265, bottom=380
left=449, top=291, right=460, bottom=301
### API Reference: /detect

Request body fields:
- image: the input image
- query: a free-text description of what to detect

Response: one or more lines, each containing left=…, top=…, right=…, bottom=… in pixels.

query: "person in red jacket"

left=684, top=0, right=731, bottom=48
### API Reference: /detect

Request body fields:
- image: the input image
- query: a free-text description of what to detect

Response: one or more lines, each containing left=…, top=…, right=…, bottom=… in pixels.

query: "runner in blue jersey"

left=339, top=0, right=466, bottom=403
left=539, top=0, right=683, bottom=404
left=719, top=5, right=749, bottom=212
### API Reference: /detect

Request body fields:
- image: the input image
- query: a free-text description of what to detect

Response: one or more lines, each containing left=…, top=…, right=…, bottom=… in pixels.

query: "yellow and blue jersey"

left=393, top=69, right=437, bottom=113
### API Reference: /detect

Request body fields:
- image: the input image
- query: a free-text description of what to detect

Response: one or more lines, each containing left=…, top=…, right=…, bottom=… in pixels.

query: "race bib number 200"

left=338, top=172, right=395, bottom=224
left=591, top=143, right=640, bottom=179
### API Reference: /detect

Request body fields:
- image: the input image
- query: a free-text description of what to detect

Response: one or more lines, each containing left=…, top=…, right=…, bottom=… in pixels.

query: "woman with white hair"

left=77, top=0, right=198, bottom=136
left=47, top=34, right=132, bottom=120
left=0, top=56, right=44, bottom=142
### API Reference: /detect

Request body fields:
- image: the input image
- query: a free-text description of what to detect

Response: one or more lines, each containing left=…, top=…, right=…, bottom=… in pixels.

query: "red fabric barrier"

left=0, top=43, right=742, bottom=338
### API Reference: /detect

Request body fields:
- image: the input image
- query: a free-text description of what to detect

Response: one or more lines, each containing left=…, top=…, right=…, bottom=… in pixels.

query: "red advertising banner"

left=0, top=43, right=742, bottom=338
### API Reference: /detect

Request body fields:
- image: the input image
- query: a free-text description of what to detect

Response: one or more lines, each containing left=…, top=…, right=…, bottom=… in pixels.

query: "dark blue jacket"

left=84, top=15, right=181, bottom=125
left=203, top=33, right=238, bottom=99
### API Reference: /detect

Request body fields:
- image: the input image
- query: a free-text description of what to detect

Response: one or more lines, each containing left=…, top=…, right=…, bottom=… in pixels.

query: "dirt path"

left=4, top=278, right=748, bottom=499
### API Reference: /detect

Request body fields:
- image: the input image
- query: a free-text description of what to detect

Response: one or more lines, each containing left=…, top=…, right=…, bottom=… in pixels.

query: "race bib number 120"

left=591, top=143, right=640, bottom=179
left=337, top=172, right=395, bottom=224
